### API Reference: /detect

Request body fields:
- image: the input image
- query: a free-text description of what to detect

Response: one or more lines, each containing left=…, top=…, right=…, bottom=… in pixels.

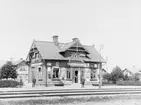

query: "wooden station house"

left=26, top=36, right=105, bottom=86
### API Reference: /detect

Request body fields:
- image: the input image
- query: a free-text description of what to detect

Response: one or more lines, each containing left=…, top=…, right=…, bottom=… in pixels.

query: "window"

left=53, top=68, right=59, bottom=79
left=94, top=64, right=98, bottom=68
left=35, top=53, right=38, bottom=58
left=38, top=67, right=42, bottom=81
left=66, top=70, right=71, bottom=79
left=91, top=69, right=96, bottom=80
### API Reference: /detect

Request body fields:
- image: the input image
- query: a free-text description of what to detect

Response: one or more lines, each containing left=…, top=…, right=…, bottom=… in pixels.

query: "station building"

left=26, top=36, right=105, bottom=86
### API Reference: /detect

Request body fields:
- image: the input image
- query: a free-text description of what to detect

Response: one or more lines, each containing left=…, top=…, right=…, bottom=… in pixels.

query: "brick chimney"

left=53, top=35, right=59, bottom=45
left=72, top=38, right=79, bottom=42
left=20, top=58, right=23, bottom=61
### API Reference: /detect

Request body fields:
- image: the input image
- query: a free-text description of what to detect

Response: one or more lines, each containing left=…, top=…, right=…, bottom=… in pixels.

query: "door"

left=75, top=71, right=78, bottom=83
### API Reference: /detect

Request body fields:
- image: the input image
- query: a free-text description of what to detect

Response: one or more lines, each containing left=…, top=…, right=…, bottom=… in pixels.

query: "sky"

left=0, top=0, right=141, bottom=72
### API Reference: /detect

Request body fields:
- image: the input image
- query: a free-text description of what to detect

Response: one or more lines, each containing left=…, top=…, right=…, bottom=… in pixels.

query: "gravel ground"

left=1, top=94, right=141, bottom=105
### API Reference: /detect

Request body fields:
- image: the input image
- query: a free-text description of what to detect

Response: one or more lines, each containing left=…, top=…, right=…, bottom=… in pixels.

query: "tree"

left=111, top=66, right=124, bottom=84
left=0, top=61, right=17, bottom=79
left=103, top=73, right=111, bottom=82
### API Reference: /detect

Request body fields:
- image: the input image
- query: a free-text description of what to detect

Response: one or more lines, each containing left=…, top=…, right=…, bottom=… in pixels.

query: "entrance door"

left=75, top=71, right=78, bottom=83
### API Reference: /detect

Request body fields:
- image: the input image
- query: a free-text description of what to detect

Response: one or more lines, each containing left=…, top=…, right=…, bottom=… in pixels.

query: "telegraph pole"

left=99, top=45, right=104, bottom=89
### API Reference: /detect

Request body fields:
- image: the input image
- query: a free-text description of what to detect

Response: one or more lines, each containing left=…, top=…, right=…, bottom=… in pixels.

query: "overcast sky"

left=0, top=0, right=141, bottom=71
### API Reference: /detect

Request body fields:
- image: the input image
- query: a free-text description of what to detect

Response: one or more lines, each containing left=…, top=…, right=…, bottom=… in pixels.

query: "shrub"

left=134, top=73, right=140, bottom=81
left=116, top=80, right=141, bottom=86
left=102, top=81, right=114, bottom=85
left=103, top=73, right=111, bottom=82
left=0, top=80, right=20, bottom=88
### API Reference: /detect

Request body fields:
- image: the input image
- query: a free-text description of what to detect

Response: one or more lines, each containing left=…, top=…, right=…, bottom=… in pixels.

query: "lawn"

left=1, top=94, right=141, bottom=105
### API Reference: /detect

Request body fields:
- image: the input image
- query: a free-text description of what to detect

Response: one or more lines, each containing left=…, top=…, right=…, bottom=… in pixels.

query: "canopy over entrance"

left=68, top=62, right=85, bottom=68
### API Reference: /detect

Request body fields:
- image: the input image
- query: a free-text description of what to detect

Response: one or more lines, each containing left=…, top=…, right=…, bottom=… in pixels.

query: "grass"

left=116, top=80, right=141, bottom=86
left=1, top=94, right=141, bottom=105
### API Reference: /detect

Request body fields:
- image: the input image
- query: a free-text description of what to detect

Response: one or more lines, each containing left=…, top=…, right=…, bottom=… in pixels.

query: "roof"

left=122, top=68, right=133, bottom=74
left=124, top=67, right=141, bottom=74
left=12, top=59, right=26, bottom=66
left=83, top=45, right=104, bottom=62
left=33, top=40, right=105, bottom=63
left=60, top=41, right=89, bottom=54
left=34, top=41, right=67, bottom=60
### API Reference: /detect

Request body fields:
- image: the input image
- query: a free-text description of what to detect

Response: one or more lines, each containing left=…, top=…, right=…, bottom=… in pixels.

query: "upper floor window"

left=94, top=64, right=98, bottom=68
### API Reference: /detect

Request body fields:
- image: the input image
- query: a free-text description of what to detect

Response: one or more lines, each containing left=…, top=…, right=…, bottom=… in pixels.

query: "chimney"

left=72, top=38, right=79, bottom=42
left=20, top=58, right=23, bottom=61
left=10, top=58, right=14, bottom=62
left=53, top=35, right=59, bottom=45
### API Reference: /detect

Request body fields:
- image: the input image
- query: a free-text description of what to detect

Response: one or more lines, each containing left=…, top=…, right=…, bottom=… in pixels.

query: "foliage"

left=0, top=61, right=17, bottom=79
left=116, top=80, right=141, bottom=86
left=122, top=74, right=131, bottom=81
left=103, top=73, right=111, bottom=82
left=134, top=73, right=140, bottom=81
left=102, top=80, right=114, bottom=85
left=0, top=80, right=20, bottom=88
left=110, top=66, right=124, bottom=84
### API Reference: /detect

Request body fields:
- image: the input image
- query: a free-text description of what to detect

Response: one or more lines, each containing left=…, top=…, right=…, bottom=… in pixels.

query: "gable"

left=26, top=41, right=43, bottom=62
left=61, top=40, right=89, bottom=54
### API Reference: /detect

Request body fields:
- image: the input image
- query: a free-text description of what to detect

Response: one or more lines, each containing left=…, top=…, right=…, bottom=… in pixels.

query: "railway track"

left=1, top=88, right=141, bottom=99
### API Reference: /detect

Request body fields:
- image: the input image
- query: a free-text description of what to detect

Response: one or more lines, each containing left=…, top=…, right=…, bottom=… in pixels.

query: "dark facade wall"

left=28, top=59, right=101, bottom=85
left=45, top=60, right=68, bottom=67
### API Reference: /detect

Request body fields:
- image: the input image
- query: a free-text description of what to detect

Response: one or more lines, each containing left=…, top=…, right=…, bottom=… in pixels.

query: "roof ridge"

left=35, top=40, right=94, bottom=47
left=35, top=40, right=67, bottom=44
left=35, top=40, right=54, bottom=43
left=83, top=44, right=94, bottom=47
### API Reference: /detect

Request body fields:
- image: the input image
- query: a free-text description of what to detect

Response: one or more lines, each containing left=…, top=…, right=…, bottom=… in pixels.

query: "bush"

left=103, top=73, right=111, bottom=82
left=0, top=80, right=20, bottom=88
left=134, top=73, right=140, bottom=81
left=116, top=80, right=141, bottom=86
left=102, top=81, right=114, bottom=85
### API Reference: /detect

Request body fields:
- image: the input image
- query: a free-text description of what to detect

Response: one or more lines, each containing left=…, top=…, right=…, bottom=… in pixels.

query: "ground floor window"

left=66, top=69, right=71, bottom=79
left=38, top=67, right=42, bottom=81
left=53, top=67, right=59, bottom=79
left=91, top=69, right=96, bottom=80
